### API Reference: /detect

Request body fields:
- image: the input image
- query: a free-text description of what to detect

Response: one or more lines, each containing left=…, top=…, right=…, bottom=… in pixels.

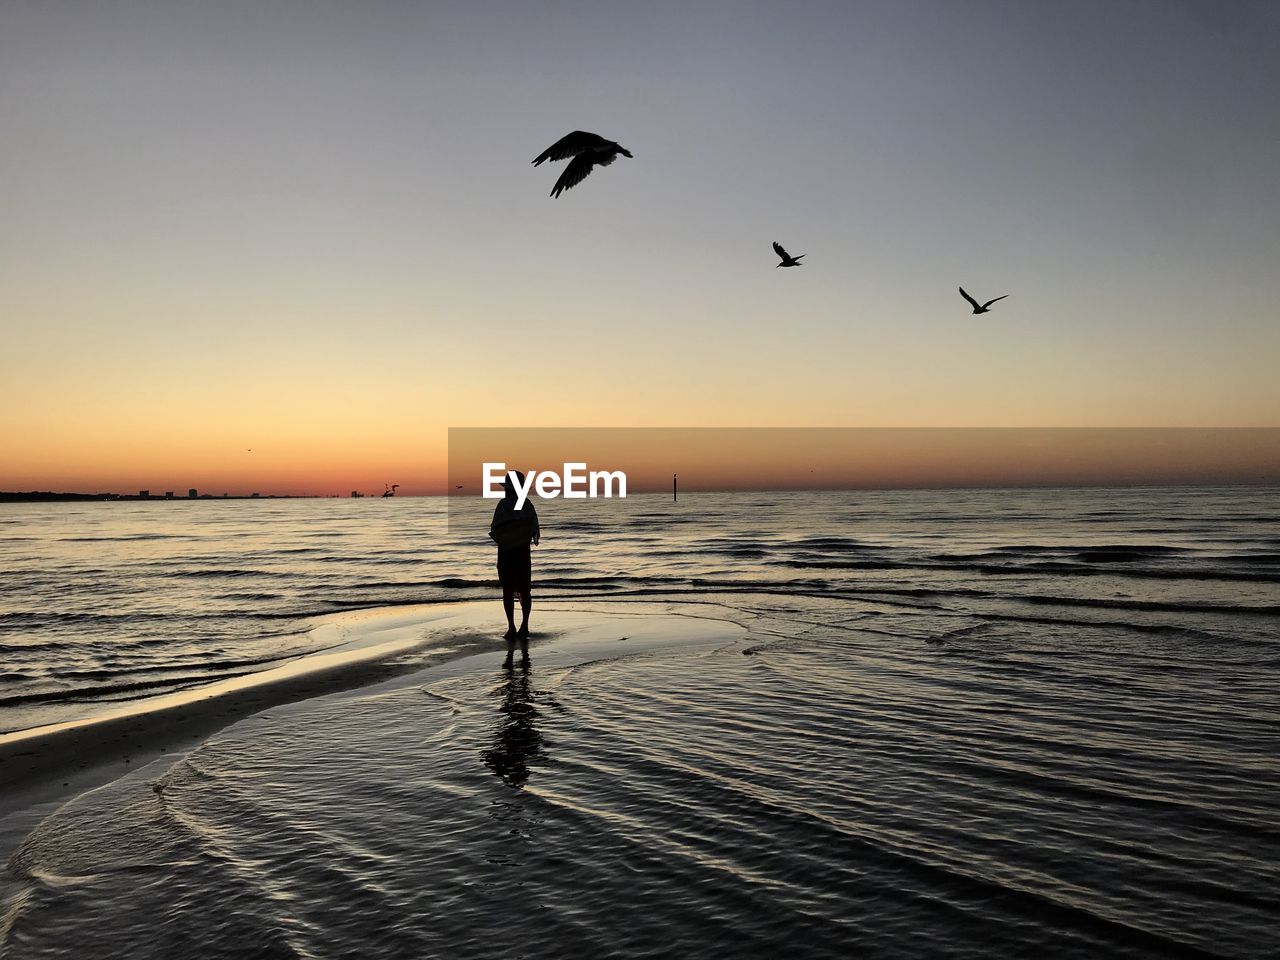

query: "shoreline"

left=0, top=600, right=749, bottom=862
left=0, top=602, right=509, bottom=859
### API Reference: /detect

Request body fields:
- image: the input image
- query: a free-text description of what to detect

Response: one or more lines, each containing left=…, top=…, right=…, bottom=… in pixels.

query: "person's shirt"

left=490, top=497, right=539, bottom=544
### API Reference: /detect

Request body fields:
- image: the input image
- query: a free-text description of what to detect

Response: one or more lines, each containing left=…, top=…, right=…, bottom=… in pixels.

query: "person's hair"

left=503, top=470, right=525, bottom=500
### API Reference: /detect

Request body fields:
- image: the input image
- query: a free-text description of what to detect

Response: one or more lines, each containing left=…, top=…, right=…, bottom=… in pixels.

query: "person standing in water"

left=489, top=471, right=540, bottom=649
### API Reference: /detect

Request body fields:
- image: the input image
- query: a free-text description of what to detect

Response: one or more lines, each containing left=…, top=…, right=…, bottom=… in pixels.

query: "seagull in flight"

left=959, top=286, right=1008, bottom=314
left=533, top=131, right=632, bottom=198
left=773, top=242, right=805, bottom=268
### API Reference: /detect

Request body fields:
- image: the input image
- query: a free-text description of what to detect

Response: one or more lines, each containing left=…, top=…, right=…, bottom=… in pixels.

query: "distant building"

left=188, top=488, right=198, bottom=498
left=139, top=490, right=149, bottom=498
left=164, top=491, right=174, bottom=499
left=351, top=490, right=361, bottom=498
left=251, top=492, right=260, bottom=498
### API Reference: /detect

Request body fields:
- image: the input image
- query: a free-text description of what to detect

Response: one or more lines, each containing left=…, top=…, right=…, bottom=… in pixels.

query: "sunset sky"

left=448, top=429, right=1280, bottom=495
left=2, top=2, right=1278, bottom=494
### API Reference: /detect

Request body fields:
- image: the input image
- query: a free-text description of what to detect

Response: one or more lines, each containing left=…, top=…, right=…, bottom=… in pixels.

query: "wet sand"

left=0, top=601, right=747, bottom=859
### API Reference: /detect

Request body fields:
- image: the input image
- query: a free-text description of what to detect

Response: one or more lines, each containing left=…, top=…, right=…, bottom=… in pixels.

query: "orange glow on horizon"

left=445, top=428, right=1280, bottom=497
left=5, top=427, right=1278, bottom=497
left=4, top=428, right=1278, bottom=496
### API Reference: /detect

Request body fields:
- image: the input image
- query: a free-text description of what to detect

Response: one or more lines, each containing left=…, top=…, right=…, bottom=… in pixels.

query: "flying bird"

left=773, top=242, right=805, bottom=268
left=959, top=286, right=1008, bottom=314
left=533, top=131, right=632, bottom=198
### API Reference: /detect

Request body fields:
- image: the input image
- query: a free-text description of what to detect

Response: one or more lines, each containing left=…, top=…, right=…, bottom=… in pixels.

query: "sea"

left=1, top=487, right=1278, bottom=958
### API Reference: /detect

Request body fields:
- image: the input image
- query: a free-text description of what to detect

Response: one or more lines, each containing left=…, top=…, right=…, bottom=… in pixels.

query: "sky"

left=449, top=429, right=1280, bottom=494
left=2, top=1, right=1278, bottom=494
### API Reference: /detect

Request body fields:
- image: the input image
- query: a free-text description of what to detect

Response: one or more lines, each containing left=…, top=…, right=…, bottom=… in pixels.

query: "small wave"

left=57, top=534, right=187, bottom=542
left=163, top=568, right=283, bottom=578
left=790, top=535, right=874, bottom=551
left=982, top=544, right=1191, bottom=557
left=47, top=650, right=308, bottom=685
left=956, top=560, right=1280, bottom=585
left=1021, top=594, right=1280, bottom=616
left=0, top=610, right=163, bottom=627
left=780, top=560, right=906, bottom=570
left=1220, top=552, right=1280, bottom=564
left=0, top=670, right=263, bottom=707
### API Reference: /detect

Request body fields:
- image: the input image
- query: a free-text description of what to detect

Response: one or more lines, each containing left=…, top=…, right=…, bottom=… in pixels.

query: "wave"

left=0, top=670, right=262, bottom=707
left=777, top=552, right=1280, bottom=584
left=57, top=533, right=187, bottom=542
left=973, top=543, right=1191, bottom=555
left=781, top=560, right=906, bottom=570
left=162, top=568, right=283, bottom=578
left=44, top=649, right=310, bottom=684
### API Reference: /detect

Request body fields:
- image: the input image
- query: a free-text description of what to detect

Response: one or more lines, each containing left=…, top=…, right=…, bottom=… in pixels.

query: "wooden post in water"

left=673, top=473, right=678, bottom=502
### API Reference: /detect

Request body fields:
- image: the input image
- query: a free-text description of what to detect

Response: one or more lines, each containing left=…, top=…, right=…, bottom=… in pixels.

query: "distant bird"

left=533, top=131, right=632, bottom=198
left=455, top=485, right=463, bottom=489
left=959, top=286, right=1008, bottom=314
left=773, top=242, right=805, bottom=268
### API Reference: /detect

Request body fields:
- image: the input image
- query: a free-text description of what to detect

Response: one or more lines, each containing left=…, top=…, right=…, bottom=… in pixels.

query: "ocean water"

left=2, top=487, right=1279, bottom=957
left=2, top=488, right=1276, bottom=734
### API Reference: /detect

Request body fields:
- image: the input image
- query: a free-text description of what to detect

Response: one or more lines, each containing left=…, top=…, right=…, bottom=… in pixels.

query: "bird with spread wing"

left=959, top=286, right=1008, bottom=314
left=773, top=242, right=805, bottom=268
left=532, top=131, right=633, bottom=198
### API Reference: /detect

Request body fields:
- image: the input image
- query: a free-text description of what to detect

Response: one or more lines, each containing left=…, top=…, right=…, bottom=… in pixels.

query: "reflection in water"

left=482, top=661, right=544, bottom=788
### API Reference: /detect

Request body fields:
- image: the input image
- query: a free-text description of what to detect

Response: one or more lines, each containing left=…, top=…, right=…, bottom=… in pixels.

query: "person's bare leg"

left=518, top=591, right=531, bottom=639
left=503, top=588, right=518, bottom=641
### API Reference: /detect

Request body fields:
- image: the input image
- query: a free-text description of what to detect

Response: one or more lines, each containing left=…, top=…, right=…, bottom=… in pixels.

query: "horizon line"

left=5, top=478, right=1278, bottom=502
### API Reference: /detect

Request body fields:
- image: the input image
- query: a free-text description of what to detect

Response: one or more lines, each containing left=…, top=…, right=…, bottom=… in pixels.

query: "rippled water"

left=5, top=594, right=1279, bottom=958
left=2, top=487, right=1276, bottom=732
left=2, top=487, right=1279, bottom=957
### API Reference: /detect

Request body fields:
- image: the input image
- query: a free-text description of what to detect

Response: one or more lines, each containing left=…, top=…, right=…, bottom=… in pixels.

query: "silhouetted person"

left=532, top=130, right=633, bottom=198
left=773, top=241, right=805, bottom=267
left=959, top=286, right=1008, bottom=314
left=490, top=471, right=540, bottom=648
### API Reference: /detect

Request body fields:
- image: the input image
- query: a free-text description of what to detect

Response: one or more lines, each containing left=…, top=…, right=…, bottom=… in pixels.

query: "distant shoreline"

left=3, top=481, right=1277, bottom=503
left=0, top=492, right=319, bottom=502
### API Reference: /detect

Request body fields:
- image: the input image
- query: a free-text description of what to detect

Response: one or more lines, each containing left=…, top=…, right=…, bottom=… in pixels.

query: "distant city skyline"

left=3, top=2, right=1277, bottom=492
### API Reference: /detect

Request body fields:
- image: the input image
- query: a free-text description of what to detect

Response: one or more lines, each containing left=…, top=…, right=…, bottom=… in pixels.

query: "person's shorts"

left=497, top=546, right=532, bottom=594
